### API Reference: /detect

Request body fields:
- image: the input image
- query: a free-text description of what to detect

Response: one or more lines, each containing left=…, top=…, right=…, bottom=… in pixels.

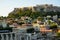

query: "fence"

left=0, top=32, right=60, bottom=40
left=0, top=32, right=32, bottom=40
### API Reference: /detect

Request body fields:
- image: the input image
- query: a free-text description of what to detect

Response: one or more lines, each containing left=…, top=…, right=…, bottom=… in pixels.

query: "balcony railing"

left=0, top=32, right=60, bottom=40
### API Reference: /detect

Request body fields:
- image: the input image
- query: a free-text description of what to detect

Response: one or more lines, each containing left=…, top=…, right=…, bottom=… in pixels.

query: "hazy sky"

left=0, top=0, right=60, bottom=16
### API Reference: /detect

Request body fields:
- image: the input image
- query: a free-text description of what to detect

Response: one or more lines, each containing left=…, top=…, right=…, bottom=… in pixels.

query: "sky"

left=0, top=0, right=60, bottom=16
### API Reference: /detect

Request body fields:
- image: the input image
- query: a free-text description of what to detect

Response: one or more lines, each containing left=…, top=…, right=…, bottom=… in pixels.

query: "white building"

left=53, top=15, right=58, bottom=21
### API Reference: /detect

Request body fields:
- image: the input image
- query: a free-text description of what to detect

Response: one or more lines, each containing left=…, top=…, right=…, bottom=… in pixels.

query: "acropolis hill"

left=8, top=4, right=60, bottom=18
left=13, top=4, right=60, bottom=13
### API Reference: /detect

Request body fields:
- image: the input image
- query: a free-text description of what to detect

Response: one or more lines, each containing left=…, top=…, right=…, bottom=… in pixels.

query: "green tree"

left=50, top=22, right=58, bottom=32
